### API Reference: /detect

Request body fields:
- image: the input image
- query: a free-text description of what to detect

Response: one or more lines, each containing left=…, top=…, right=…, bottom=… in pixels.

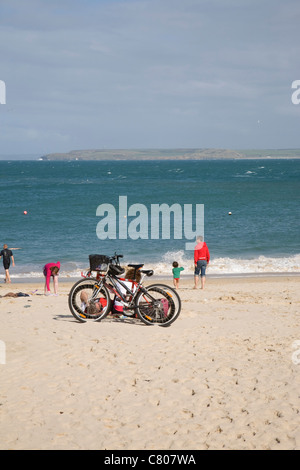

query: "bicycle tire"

left=68, top=278, right=112, bottom=322
left=147, top=283, right=181, bottom=315
left=135, top=285, right=181, bottom=326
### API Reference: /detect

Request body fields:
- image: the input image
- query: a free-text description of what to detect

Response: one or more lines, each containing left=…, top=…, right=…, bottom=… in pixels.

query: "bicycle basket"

left=89, top=254, right=110, bottom=272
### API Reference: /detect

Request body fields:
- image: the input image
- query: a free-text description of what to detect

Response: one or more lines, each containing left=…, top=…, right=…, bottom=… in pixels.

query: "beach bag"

left=99, top=298, right=107, bottom=309
left=113, top=297, right=124, bottom=314
left=161, top=298, right=169, bottom=317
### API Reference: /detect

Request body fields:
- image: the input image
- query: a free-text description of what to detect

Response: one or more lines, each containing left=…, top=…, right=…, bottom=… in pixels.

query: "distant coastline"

left=38, top=148, right=300, bottom=161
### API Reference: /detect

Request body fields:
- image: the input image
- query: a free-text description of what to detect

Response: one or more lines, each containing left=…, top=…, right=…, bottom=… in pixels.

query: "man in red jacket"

left=194, top=236, right=210, bottom=289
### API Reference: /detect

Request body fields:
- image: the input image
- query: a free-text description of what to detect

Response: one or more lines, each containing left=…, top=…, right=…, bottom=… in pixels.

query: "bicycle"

left=68, top=253, right=181, bottom=327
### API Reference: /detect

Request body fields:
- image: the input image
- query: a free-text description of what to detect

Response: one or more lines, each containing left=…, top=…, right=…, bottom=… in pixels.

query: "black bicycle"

left=68, top=253, right=181, bottom=327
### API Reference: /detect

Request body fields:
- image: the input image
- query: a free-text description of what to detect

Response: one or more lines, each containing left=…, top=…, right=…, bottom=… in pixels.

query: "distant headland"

left=39, top=148, right=300, bottom=161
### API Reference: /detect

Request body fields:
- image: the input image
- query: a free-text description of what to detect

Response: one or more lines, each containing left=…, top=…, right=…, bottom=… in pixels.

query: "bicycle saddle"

left=140, top=269, right=154, bottom=276
left=127, top=263, right=144, bottom=269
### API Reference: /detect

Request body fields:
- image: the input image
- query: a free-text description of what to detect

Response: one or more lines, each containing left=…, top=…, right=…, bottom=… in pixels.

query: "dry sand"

left=0, top=275, right=299, bottom=450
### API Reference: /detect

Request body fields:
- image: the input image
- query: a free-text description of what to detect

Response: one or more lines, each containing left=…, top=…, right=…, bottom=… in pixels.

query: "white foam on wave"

left=142, top=252, right=300, bottom=275
left=7, top=252, right=300, bottom=279
left=208, top=254, right=300, bottom=274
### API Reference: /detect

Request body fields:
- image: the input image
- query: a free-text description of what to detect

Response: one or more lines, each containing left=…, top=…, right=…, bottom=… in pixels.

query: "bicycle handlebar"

left=110, top=252, right=123, bottom=264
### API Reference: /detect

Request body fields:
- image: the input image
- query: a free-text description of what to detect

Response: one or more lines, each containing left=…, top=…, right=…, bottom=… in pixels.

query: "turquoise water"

left=1, top=158, right=299, bottom=278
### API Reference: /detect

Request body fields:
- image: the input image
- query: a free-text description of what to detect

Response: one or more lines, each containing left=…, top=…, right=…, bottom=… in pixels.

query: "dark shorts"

left=3, top=261, right=10, bottom=270
left=194, top=260, right=207, bottom=277
left=43, top=268, right=57, bottom=278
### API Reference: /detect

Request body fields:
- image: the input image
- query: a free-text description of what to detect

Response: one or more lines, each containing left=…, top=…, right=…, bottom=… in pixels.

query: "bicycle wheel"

left=147, top=283, right=181, bottom=315
left=68, top=278, right=112, bottom=322
left=135, top=285, right=181, bottom=326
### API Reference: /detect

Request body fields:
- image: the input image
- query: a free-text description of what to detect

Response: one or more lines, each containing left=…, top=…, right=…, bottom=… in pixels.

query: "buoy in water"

left=23, top=210, right=27, bottom=215
left=228, top=211, right=232, bottom=215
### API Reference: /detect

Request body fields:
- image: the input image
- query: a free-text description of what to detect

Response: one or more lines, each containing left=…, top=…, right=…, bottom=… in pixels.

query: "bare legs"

left=44, top=275, right=59, bottom=295
left=53, top=275, right=58, bottom=295
left=193, top=275, right=206, bottom=289
left=4, top=269, right=11, bottom=284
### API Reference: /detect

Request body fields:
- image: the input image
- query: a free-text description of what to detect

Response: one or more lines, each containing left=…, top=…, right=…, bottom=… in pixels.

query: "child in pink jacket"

left=43, top=261, right=60, bottom=295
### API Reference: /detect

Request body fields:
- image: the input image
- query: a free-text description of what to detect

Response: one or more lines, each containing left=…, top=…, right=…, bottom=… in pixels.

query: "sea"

left=0, top=158, right=299, bottom=280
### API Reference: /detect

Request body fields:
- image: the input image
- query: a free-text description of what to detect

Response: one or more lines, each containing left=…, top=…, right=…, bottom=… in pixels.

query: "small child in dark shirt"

left=172, top=261, right=184, bottom=289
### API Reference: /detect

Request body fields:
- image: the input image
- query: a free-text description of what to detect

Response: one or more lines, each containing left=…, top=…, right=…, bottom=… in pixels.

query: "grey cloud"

left=0, top=0, right=299, bottom=153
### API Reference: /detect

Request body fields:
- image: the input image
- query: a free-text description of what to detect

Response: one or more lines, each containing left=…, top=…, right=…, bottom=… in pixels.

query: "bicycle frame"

left=84, top=269, right=154, bottom=310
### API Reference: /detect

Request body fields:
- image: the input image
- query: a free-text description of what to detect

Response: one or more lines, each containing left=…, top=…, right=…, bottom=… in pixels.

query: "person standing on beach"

left=172, top=261, right=184, bottom=289
left=193, top=236, right=210, bottom=289
left=43, top=261, right=60, bottom=296
left=0, top=244, right=15, bottom=283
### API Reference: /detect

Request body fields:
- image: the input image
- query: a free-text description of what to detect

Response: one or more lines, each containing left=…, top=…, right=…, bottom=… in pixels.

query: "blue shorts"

left=194, top=260, right=207, bottom=277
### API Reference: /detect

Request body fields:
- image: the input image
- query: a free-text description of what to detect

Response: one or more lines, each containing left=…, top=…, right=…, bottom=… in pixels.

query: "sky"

left=0, top=0, right=300, bottom=156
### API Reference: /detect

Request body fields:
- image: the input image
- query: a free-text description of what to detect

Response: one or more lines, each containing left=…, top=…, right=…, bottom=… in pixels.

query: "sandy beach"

left=0, top=275, right=299, bottom=450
